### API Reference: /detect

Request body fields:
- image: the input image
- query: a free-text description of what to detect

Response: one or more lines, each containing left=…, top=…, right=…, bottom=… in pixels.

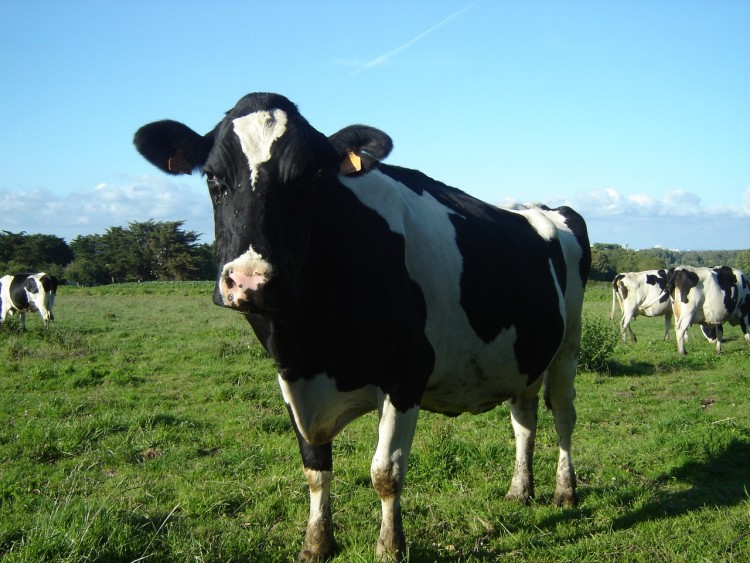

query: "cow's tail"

left=610, top=281, right=619, bottom=321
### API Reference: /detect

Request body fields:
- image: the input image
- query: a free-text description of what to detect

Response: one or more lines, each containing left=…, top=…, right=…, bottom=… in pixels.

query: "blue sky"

left=1, top=0, right=748, bottom=250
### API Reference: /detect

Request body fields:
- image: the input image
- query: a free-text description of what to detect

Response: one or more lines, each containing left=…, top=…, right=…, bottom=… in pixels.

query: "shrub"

left=579, top=314, right=620, bottom=373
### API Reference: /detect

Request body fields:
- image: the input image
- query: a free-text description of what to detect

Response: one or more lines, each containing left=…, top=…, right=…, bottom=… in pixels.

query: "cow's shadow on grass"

left=609, top=437, right=750, bottom=528
left=606, top=352, right=723, bottom=378
left=406, top=438, right=750, bottom=561
left=538, top=437, right=750, bottom=531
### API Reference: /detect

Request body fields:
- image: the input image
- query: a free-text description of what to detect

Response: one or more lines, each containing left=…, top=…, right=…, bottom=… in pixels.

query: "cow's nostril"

left=224, top=274, right=235, bottom=289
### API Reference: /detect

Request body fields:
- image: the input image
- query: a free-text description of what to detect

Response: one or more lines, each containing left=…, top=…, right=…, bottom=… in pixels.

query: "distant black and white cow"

left=661, top=266, right=750, bottom=354
left=0, top=272, right=59, bottom=329
left=610, top=269, right=673, bottom=342
left=134, top=92, right=591, bottom=561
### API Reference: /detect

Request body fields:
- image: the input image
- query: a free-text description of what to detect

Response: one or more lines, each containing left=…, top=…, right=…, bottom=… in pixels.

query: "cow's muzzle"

left=216, top=251, right=273, bottom=311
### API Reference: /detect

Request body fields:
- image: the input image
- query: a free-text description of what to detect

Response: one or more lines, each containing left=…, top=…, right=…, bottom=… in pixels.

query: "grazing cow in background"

left=134, top=92, right=591, bottom=561
left=610, top=269, right=673, bottom=342
left=660, top=266, right=750, bottom=354
left=0, top=273, right=59, bottom=329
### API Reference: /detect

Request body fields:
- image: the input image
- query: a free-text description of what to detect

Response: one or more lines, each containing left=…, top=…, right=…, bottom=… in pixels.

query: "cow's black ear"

left=329, top=125, right=393, bottom=175
left=134, top=120, right=213, bottom=175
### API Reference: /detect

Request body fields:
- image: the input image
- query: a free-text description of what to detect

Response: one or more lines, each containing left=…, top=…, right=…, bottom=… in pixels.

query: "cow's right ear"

left=134, top=120, right=213, bottom=175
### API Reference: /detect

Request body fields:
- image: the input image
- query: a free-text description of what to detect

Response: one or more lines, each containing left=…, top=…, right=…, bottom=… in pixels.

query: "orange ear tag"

left=340, top=151, right=362, bottom=175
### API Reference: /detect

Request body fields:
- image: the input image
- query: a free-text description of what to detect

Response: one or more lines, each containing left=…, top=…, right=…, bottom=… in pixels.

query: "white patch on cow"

left=232, top=109, right=288, bottom=190
left=219, top=245, right=272, bottom=307
left=279, top=373, right=379, bottom=445
left=515, top=205, right=557, bottom=241
left=339, top=171, right=533, bottom=413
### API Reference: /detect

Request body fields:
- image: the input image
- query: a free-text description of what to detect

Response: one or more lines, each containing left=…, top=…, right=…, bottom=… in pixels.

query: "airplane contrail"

left=349, top=5, right=474, bottom=76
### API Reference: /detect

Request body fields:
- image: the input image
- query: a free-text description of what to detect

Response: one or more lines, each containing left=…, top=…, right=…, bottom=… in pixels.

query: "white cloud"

left=499, top=186, right=750, bottom=250
left=2, top=180, right=748, bottom=251
left=0, top=176, right=214, bottom=242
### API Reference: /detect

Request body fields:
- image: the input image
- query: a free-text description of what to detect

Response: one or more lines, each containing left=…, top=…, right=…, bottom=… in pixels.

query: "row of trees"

left=1, top=221, right=216, bottom=286
left=590, top=243, right=750, bottom=281
left=2, top=227, right=749, bottom=286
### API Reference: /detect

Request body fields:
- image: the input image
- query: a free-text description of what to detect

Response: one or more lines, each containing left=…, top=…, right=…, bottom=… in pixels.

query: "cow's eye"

left=206, top=172, right=231, bottom=203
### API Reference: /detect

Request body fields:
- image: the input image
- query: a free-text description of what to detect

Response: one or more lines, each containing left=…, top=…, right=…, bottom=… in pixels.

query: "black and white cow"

left=610, top=269, right=673, bottom=342
left=661, top=266, right=750, bottom=355
left=0, top=272, right=59, bottom=329
left=134, top=92, right=591, bottom=561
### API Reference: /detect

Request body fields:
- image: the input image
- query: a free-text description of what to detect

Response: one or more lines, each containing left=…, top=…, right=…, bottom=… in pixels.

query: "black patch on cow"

left=700, top=324, right=719, bottom=341
left=8, top=275, right=32, bottom=310
left=713, top=266, right=739, bottom=314
left=646, top=269, right=672, bottom=303
left=739, top=274, right=750, bottom=328
left=673, top=269, right=699, bottom=303
left=286, top=403, right=333, bottom=471
left=451, top=211, right=565, bottom=381
left=253, top=172, right=436, bottom=414
left=378, top=164, right=568, bottom=383
left=614, top=274, right=628, bottom=300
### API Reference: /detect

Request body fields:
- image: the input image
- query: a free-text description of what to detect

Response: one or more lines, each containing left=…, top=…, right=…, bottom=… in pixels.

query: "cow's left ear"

left=329, top=125, right=393, bottom=175
left=134, top=120, right=214, bottom=175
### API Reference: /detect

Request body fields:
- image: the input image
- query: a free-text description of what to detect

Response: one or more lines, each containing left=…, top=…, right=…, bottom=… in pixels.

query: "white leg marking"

left=300, top=468, right=335, bottom=561
left=371, top=394, right=419, bottom=561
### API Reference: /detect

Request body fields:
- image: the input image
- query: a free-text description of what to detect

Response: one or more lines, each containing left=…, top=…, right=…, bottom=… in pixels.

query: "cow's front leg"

left=302, top=465, right=334, bottom=561
left=371, top=394, right=419, bottom=562
left=286, top=405, right=336, bottom=561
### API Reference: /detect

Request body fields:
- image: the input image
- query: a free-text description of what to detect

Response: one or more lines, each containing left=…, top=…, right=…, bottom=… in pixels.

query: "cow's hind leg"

left=286, top=405, right=336, bottom=561
left=620, top=312, right=636, bottom=343
left=505, top=376, right=543, bottom=503
left=544, top=354, right=578, bottom=507
left=371, top=394, right=419, bottom=562
left=663, top=310, right=673, bottom=341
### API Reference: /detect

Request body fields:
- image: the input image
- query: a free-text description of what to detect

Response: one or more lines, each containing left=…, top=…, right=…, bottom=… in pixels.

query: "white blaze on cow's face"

left=232, top=109, right=288, bottom=190
left=219, top=246, right=273, bottom=308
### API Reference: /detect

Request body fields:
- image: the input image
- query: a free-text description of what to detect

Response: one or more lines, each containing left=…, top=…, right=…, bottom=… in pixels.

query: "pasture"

left=1, top=281, right=748, bottom=562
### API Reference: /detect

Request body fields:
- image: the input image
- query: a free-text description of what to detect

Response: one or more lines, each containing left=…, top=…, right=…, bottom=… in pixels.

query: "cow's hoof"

left=299, top=534, right=336, bottom=562
left=504, top=492, right=532, bottom=505
left=375, top=540, right=407, bottom=562
left=553, top=489, right=577, bottom=508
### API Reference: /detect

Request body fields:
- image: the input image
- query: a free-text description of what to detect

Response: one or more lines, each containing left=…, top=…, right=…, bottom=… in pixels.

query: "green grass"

left=1, top=281, right=749, bottom=561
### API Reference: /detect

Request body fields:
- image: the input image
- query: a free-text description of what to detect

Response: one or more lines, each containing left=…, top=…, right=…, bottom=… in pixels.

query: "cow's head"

left=134, top=92, right=392, bottom=313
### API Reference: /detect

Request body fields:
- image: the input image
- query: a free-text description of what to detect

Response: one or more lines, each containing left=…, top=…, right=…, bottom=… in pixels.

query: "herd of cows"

left=1, top=92, right=748, bottom=560
left=611, top=266, right=750, bottom=354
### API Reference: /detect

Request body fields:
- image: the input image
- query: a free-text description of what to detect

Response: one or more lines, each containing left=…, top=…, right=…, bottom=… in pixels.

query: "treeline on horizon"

left=1, top=226, right=749, bottom=286
left=1, top=221, right=216, bottom=286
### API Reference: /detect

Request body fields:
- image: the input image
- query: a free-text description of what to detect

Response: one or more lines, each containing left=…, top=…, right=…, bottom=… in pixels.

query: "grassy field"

left=1, top=281, right=748, bottom=562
